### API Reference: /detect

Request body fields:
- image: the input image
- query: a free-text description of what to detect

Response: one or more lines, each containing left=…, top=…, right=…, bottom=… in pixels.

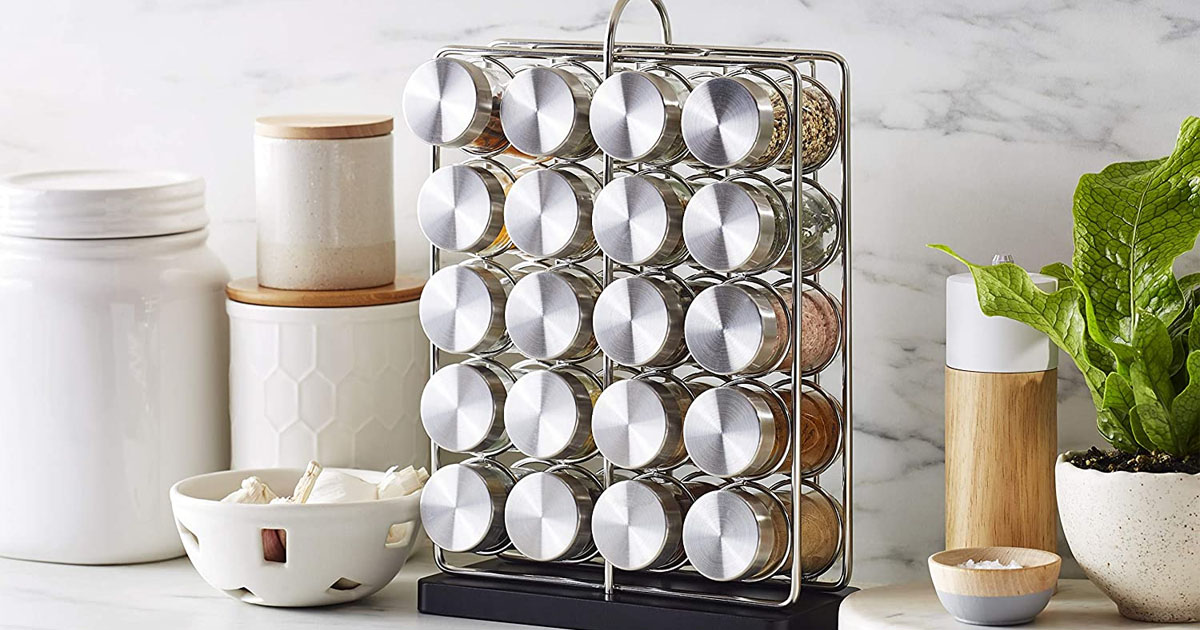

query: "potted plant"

left=932, top=117, right=1200, bottom=622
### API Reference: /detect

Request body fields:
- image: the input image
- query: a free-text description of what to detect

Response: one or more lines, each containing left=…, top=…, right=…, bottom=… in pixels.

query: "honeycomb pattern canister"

left=226, top=277, right=428, bottom=471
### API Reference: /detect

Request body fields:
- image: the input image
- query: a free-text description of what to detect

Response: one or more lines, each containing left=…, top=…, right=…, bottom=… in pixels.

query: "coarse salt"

left=958, top=559, right=1024, bottom=570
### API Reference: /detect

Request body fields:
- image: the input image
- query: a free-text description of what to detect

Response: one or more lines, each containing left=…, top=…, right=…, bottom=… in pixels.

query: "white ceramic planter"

left=1057, top=453, right=1200, bottom=622
left=0, top=170, right=230, bottom=564
left=170, top=467, right=422, bottom=607
left=255, top=114, right=396, bottom=290
left=227, top=296, right=428, bottom=471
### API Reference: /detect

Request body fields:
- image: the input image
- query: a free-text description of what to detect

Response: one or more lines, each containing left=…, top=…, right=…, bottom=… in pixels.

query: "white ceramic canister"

left=226, top=277, right=429, bottom=471
left=0, top=170, right=230, bottom=564
left=255, top=114, right=396, bottom=290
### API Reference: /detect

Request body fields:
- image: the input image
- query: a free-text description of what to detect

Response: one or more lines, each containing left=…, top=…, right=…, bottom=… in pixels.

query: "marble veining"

left=0, top=0, right=1197, bottom=585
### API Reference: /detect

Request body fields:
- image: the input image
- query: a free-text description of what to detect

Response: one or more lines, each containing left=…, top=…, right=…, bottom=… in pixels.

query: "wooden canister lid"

left=226, top=276, right=423, bottom=308
left=254, top=114, right=394, bottom=139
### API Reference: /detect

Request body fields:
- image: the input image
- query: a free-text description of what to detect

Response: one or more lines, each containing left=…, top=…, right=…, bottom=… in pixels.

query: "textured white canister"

left=0, top=170, right=230, bottom=564
left=946, top=269, right=1059, bottom=372
left=226, top=277, right=428, bottom=471
left=255, top=114, right=396, bottom=290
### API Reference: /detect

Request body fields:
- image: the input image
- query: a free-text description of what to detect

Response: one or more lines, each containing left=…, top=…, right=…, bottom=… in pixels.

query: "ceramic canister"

left=255, top=114, right=396, bottom=290
left=226, top=276, right=429, bottom=471
left=0, top=170, right=230, bottom=564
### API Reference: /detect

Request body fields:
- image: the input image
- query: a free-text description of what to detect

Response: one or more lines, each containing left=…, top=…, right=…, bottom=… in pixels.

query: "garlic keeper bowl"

left=170, top=468, right=422, bottom=607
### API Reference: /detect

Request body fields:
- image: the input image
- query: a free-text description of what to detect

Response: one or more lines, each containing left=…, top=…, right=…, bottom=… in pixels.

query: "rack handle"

left=603, top=0, right=673, bottom=76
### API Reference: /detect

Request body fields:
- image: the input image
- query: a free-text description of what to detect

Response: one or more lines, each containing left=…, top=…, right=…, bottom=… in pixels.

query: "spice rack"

left=414, top=1, right=853, bottom=627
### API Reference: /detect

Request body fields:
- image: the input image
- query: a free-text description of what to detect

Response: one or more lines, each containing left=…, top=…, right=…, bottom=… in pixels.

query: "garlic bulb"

left=307, top=469, right=379, bottom=504
left=220, top=476, right=279, bottom=504
left=377, top=465, right=430, bottom=499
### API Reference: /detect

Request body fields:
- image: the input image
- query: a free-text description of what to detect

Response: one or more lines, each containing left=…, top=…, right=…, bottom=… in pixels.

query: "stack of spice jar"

left=404, top=50, right=848, bottom=591
left=226, top=114, right=428, bottom=472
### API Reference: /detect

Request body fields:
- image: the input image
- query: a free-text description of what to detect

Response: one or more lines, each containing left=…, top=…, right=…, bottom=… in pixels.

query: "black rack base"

left=418, top=561, right=856, bottom=630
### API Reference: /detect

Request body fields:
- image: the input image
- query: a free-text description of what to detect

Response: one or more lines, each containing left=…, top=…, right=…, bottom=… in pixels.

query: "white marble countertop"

left=0, top=547, right=538, bottom=630
left=840, top=580, right=1200, bottom=629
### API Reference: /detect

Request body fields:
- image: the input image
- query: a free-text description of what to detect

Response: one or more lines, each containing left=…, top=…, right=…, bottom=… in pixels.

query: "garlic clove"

left=221, top=476, right=280, bottom=504
left=307, top=469, right=378, bottom=504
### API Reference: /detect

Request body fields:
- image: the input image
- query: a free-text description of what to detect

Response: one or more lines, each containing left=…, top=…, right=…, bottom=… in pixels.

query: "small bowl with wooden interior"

left=170, top=468, right=422, bottom=607
left=928, top=547, right=1061, bottom=626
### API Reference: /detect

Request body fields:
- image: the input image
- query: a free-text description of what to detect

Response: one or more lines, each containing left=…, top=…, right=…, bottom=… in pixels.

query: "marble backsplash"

left=1, top=0, right=1197, bottom=584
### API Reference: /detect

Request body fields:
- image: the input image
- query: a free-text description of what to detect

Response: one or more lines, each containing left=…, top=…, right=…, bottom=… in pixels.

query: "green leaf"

left=929, top=244, right=1106, bottom=402
left=1169, top=351, right=1200, bottom=454
left=1130, top=402, right=1173, bottom=452
left=1131, top=313, right=1176, bottom=408
left=1040, top=262, right=1075, bottom=289
left=1180, top=272, right=1200, bottom=296
left=1099, top=373, right=1138, bottom=452
left=1189, top=303, right=1200, bottom=351
left=1072, top=117, right=1200, bottom=355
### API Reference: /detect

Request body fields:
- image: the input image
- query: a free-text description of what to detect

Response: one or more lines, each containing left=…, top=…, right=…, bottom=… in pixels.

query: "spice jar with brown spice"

left=681, top=73, right=839, bottom=171
left=403, top=57, right=513, bottom=154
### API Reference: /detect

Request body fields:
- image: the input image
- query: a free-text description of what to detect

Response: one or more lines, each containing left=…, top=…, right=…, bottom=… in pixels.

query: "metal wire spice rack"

left=417, top=0, right=853, bottom=627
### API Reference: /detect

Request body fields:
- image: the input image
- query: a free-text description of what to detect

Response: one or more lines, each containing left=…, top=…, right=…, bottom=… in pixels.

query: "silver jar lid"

left=682, top=181, right=780, bottom=273
left=420, top=263, right=509, bottom=354
left=682, top=486, right=787, bottom=582
left=506, top=269, right=597, bottom=361
left=501, top=66, right=594, bottom=157
left=418, top=164, right=506, bottom=253
left=593, top=275, right=687, bottom=368
left=420, top=363, right=509, bottom=453
left=589, top=70, right=684, bottom=162
left=504, top=169, right=595, bottom=259
left=591, top=479, right=685, bottom=571
left=681, top=76, right=775, bottom=169
left=592, top=174, right=686, bottom=266
left=684, top=283, right=786, bottom=375
left=403, top=57, right=496, bottom=148
left=505, top=470, right=598, bottom=562
left=420, top=460, right=514, bottom=553
left=593, top=379, right=686, bottom=470
left=683, top=385, right=782, bottom=478
left=504, top=369, right=595, bottom=460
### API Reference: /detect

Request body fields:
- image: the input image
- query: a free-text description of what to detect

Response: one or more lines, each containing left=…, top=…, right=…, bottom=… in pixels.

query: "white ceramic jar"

left=226, top=277, right=429, bottom=471
left=0, top=170, right=230, bottom=564
left=255, top=114, right=396, bottom=290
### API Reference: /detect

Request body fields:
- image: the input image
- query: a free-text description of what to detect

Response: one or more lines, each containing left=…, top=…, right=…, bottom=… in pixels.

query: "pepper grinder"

left=945, top=254, right=1057, bottom=552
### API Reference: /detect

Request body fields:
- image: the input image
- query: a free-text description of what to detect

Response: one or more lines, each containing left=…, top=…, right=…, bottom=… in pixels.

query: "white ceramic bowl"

left=170, top=468, right=421, bottom=607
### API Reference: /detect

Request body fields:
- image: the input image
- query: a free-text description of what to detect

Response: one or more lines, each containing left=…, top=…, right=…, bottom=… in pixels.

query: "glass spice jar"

left=681, top=73, right=840, bottom=171
left=593, top=172, right=692, bottom=267
left=420, top=259, right=519, bottom=356
left=591, top=477, right=717, bottom=571
left=501, top=65, right=600, bottom=159
left=420, top=458, right=518, bottom=553
left=420, top=359, right=515, bottom=454
left=682, top=485, right=843, bottom=582
left=504, top=365, right=604, bottom=461
left=403, top=57, right=513, bottom=154
left=505, top=467, right=603, bottom=562
left=504, top=165, right=601, bottom=260
left=684, top=383, right=791, bottom=478
left=417, top=160, right=514, bottom=256
left=590, top=68, right=690, bottom=164
left=592, top=273, right=693, bottom=368
left=682, top=179, right=789, bottom=274
left=505, top=266, right=602, bottom=361
left=684, top=281, right=842, bottom=375
left=593, top=376, right=706, bottom=470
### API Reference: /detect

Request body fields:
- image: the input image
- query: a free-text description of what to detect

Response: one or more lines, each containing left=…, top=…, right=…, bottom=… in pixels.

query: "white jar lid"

left=0, top=170, right=207, bottom=239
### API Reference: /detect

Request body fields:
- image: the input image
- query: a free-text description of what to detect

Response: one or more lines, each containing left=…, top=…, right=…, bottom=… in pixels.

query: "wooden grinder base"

left=945, top=367, right=1057, bottom=552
